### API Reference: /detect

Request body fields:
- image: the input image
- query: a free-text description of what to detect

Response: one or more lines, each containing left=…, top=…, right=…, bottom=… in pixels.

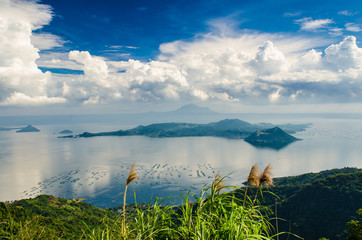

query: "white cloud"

left=36, top=52, right=84, bottom=70
left=69, top=51, right=109, bottom=85
left=0, top=92, right=66, bottom=106
left=269, top=88, right=281, bottom=103
left=295, top=18, right=334, bottom=31
left=284, top=11, right=302, bottom=17
left=250, top=41, right=287, bottom=75
left=328, top=27, right=344, bottom=36
left=52, top=34, right=362, bottom=105
left=345, top=23, right=362, bottom=32
left=325, top=36, right=362, bottom=70
left=31, top=33, right=65, bottom=50
left=296, top=49, right=322, bottom=70
left=2, top=1, right=362, bottom=107
left=53, top=53, right=193, bottom=104
left=0, top=0, right=66, bottom=105
left=338, top=10, right=357, bottom=16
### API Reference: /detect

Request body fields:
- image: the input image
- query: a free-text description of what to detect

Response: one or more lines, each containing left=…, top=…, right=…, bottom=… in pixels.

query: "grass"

left=1, top=163, right=283, bottom=239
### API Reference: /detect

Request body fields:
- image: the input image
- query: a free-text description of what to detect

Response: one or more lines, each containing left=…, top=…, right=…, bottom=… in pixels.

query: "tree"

left=346, top=209, right=362, bottom=240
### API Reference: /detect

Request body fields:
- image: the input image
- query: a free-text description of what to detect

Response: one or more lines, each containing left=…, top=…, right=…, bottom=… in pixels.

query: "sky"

left=1, top=0, right=362, bottom=115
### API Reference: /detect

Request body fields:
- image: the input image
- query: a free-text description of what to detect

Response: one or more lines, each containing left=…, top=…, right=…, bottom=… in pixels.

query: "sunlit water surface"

left=0, top=116, right=361, bottom=208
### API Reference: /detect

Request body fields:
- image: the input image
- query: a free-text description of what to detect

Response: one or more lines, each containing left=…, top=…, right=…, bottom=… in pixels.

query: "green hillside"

left=1, top=168, right=361, bottom=239
left=276, top=171, right=362, bottom=240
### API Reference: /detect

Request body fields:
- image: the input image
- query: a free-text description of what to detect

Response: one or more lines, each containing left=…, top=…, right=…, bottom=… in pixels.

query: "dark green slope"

left=273, top=167, right=362, bottom=186
left=276, top=172, right=362, bottom=240
left=0, top=195, right=109, bottom=239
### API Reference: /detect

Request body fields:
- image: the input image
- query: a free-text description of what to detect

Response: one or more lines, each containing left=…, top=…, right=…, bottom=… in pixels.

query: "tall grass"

left=84, top=163, right=278, bottom=239
left=1, top=163, right=281, bottom=240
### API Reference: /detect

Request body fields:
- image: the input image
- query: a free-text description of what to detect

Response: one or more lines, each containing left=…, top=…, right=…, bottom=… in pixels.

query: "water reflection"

left=245, top=141, right=295, bottom=150
left=0, top=119, right=362, bottom=208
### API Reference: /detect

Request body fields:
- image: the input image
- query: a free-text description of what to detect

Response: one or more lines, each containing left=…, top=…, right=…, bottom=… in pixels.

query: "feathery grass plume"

left=244, top=164, right=261, bottom=206
left=213, top=172, right=225, bottom=193
left=127, top=162, right=139, bottom=186
left=123, top=162, right=139, bottom=236
left=247, top=164, right=261, bottom=187
left=260, top=163, right=273, bottom=187
left=252, top=164, right=273, bottom=205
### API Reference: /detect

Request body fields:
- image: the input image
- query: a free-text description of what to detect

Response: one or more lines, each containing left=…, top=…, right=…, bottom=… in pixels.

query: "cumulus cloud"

left=41, top=34, right=362, bottom=105
left=0, top=0, right=66, bottom=105
left=296, top=49, right=322, bottom=70
left=249, top=41, right=287, bottom=75
left=2, top=0, right=362, bottom=107
left=156, top=34, right=362, bottom=104
left=56, top=53, right=191, bottom=103
left=324, top=36, right=362, bottom=70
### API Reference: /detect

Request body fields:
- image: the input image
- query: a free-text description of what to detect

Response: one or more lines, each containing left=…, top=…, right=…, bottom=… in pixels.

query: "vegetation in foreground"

left=0, top=166, right=361, bottom=239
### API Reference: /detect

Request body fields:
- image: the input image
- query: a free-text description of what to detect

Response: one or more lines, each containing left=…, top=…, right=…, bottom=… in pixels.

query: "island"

left=60, top=119, right=307, bottom=147
left=16, top=125, right=40, bottom=133
left=59, top=129, right=73, bottom=134
left=244, top=127, right=301, bottom=149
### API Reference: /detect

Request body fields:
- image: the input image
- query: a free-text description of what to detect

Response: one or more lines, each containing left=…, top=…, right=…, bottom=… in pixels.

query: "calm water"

left=0, top=115, right=361, bottom=208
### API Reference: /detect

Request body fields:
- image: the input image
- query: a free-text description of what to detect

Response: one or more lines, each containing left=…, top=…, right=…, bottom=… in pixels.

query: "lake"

left=0, top=114, right=361, bottom=208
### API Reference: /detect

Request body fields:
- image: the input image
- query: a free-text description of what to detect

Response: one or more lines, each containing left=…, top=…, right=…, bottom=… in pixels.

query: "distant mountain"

left=0, top=127, right=12, bottom=131
left=16, top=125, right=40, bottom=133
left=171, top=104, right=217, bottom=114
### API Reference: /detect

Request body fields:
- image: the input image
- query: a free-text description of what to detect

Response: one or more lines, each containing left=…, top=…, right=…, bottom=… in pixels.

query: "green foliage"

left=1, top=168, right=360, bottom=240
left=346, top=209, right=362, bottom=240
left=1, top=185, right=276, bottom=239
left=0, top=195, right=110, bottom=239
left=275, top=172, right=362, bottom=240
left=273, top=167, right=361, bottom=186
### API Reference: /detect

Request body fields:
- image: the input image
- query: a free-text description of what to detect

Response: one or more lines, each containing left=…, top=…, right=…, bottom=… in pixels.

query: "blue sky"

left=1, top=0, right=362, bottom=114
left=37, top=0, right=362, bottom=59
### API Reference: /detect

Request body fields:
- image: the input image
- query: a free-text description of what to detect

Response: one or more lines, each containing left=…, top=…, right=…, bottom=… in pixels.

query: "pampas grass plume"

left=127, top=162, right=139, bottom=186
left=213, top=172, right=225, bottom=192
left=260, top=163, right=273, bottom=187
left=247, top=164, right=261, bottom=187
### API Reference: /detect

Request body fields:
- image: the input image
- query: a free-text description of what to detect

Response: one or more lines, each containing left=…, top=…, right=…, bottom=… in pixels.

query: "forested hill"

left=238, top=167, right=362, bottom=240
left=276, top=171, right=362, bottom=240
